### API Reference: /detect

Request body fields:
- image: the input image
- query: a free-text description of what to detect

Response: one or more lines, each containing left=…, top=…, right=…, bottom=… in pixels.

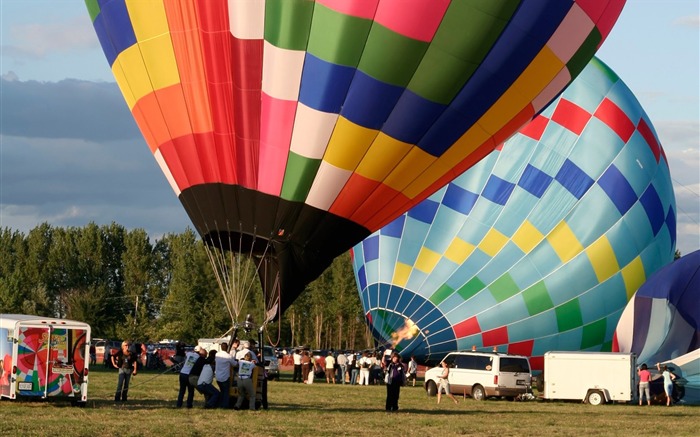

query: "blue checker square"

left=482, top=175, right=516, bottom=206
left=598, top=164, right=638, bottom=215
left=555, top=159, right=594, bottom=199
left=362, top=235, right=380, bottom=262
left=380, top=215, right=405, bottom=238
left=407, top=198, right=440, bottom=224
left=442, top=183, right=479, bottom=215
left=518, top=164, right=553, bottom=198
left=640, top=184, right=664, bottom=236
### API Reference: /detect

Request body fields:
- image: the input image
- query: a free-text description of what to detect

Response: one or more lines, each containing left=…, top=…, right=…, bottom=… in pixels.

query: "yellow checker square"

left=480, top=47, right=563, bottom=133
left=415, top=247, right=441, bottom=274
left=478, top=228, right=508, bottom=257
left=547, top=221, right=583, bottom=262
left=585, top=236, right=620, bottom=283
left=392, top=262, right=412, bottom=288
left=127, top=0, right=169, bottom=41
left=112, top=45, right=152, bottom=109
left=444, top=238, right=474, bottom=264
left=139, top=35, right=181, bottom=90
left=621, top=256, right=645, bottom=300
left=324, top=117, right=376, bottom=171
left=512, top=220, right=544, bottom=253
left=383, top=147, right=435, bottom=192
left=356, top=133, right=412, bottom=182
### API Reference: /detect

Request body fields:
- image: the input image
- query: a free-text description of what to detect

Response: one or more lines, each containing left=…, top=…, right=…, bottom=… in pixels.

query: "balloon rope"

left=204, top=241, right=236, bottom=323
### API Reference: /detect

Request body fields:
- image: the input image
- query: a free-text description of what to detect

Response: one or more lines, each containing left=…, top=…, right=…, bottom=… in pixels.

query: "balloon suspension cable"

left=265, top=270, right=282, bottom=347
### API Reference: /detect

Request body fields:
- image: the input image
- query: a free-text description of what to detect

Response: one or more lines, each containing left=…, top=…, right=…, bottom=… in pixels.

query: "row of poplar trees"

left=0, top=223, right=374, bottom=350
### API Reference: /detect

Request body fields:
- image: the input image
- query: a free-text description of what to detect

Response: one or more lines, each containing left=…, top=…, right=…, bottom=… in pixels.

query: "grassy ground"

left=1, top=367, right=697, bottom=436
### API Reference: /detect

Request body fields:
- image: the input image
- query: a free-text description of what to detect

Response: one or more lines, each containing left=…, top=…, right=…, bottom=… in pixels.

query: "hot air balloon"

left=86, top=0, right=625, bottom=326
left=613, top=250, right=699, bottom=365
left=613, top=250, right=700, bottom=404
left=352, top=57, right=676, bottom=369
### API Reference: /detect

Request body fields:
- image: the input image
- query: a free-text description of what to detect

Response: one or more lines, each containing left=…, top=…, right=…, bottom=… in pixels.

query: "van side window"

left=500, top=358, right=530, bottom=373
left=474, top=356, right=491, bottom=370
left=453, top=355, right=469, bottom=368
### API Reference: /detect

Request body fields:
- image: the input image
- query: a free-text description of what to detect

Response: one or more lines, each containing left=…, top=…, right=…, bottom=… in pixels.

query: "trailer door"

left=15, top=325, right=52, bottom=397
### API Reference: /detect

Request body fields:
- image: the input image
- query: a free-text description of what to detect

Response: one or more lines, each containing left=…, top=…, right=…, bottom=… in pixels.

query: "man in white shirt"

left=214, top=342, right=238, bottom=409
left=176, top=348, right=199, bottom=408
left=292, top=349, right=302, bottom=383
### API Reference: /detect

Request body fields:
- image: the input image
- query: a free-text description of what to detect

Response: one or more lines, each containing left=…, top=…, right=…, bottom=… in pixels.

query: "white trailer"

left=543, top=351, right=636, bottom=405
left=0, top=314, right=91, bottom=404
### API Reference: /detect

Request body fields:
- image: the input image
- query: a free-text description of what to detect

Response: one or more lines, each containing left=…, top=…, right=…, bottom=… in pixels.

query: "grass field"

left=1, top=367, right=697, bottom=436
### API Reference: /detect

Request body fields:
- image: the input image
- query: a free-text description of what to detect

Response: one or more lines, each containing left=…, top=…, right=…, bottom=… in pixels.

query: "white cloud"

left=4, top=16, right=97, bottom=59
left=674, top=15, right=700, bottom=28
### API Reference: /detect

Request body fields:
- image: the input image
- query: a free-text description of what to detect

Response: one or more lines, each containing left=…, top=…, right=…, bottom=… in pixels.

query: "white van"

left=424, top=351, right=531, bottom=400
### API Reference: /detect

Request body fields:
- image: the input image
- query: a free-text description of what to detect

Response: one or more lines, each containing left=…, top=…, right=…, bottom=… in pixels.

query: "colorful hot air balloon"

left=352, top=57, right=676, bottom=369
left=86, top=0, right=625, bottom=322
left=613, top=250, right=700, bottom=365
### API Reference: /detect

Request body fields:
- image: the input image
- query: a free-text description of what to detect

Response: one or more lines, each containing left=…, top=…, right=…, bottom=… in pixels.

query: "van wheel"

left=426, top=380, right=437, bottom=397
left=586, top=390, right=604, bottom=406
left=472, top=385, right=486, bottom=401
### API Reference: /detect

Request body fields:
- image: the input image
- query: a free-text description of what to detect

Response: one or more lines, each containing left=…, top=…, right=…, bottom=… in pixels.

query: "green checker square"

left=430, top=283, right=454, bottom=306
left=567, top=28, right=603, bottom=80
left=488, top=273, right=520, bottom=303
left=580, top=318, right=607, bottom=349
left=522, top=281, right=554, bottom=316
left=281, top=152, right=321, bottom=202
left=264, top=0, right=314, bottom=50
left=307, top=4, right=371, bottom=66
left=555, top=299, right=583, bottom=332
left=457, top=276, right=485, bottom=301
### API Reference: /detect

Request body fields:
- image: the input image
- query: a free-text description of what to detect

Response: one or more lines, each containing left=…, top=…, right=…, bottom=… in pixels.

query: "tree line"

left=0, top=223, right=374, bottom=350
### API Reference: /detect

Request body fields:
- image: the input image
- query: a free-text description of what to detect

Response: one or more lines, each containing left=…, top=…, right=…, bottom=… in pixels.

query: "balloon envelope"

left=87, top=0, right=625, bottom=312
left=613, top=250, right=700, bottom=365
left=352, top=57, right=676, bottom=368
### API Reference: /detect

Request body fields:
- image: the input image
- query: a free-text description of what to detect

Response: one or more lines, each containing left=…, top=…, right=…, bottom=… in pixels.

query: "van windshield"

left=500, top=357, right=530, bottom=373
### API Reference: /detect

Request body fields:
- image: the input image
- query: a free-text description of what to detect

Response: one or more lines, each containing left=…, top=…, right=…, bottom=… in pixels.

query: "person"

left=325, top=351, right=336, bottom=384
left=657, top=363, right=677, bottom=406
left=89, top=343, right=96, bottom=366
left=235, top=340, right=258, bottom=362
left=215, top=342, right=238, bottom=409
left=176, top=346, right=200, bottom=408
left=196, top=350, right=220, bottom=409
left=358, top=351, right=371, bottom=386
left=407, top=355, right=418, bottom=387
left=436, top=361, right=459, bottom=404
left=301, top=351, right=311, bottom=383
left=234, top=352, right=256, bottom=410
left=350, top=352, right=359, bottom=385
left=188, top=345, right=208, bottom=398
left=384, top=352, right=406, bottom=412
left=637, top=363, right=652, bottom=406
left=111, top=340, right=138, bottom=402
left=336, top=351, right=348, bottom=384
left=292, top=349, right=303, bottom=383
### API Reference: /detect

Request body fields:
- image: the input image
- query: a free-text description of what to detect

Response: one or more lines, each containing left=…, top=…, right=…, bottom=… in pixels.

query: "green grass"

left=1, top=368, right=698, bottom=436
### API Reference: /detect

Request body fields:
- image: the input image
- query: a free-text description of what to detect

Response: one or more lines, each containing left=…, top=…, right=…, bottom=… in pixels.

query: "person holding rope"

left=176, top=346, right=200, bottom=408
left=111, top=340, right=138, bottom=402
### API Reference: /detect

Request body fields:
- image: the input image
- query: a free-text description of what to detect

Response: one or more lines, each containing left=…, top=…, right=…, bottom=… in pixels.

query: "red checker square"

left=551, top=99, right=592, bottom=135
left=594, top=98, right=635, bottom=142
left=519, top=115, right=549, bottom=140
left=507, top=340, right=534, bottom=356
left=529, top=356, right=544, bottom=372
left=481, top=326, right=508, bottom=347
left=453, top=317, right=481, bottom=338
left=636, top=118, right=661, bottom=163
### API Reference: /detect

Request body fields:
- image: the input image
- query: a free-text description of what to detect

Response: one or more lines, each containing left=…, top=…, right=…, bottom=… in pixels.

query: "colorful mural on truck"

left=86, top=0, right=625, bottom=318
left=352, top=57, right=677, bottom=369
left=0, top=326, right=87, bottom=398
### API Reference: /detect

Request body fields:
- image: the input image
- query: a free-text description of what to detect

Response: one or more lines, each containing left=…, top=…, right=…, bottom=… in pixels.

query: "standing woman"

left=384, top=352, right=406, bottom=412
left=637, top=363, right=652, bottom=406
left=656, top=363, right=677, bottom=406
left=111, top=341, right=137, bottom=402
left=436, top=361, right=459, bottom=404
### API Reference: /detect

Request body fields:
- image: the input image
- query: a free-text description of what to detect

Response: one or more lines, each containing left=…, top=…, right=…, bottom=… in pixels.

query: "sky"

left=0, top=1, right=698, bottom=257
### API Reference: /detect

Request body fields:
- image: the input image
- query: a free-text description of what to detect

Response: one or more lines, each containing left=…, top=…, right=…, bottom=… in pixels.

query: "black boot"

left=114, top=393, right=120, bottom=402
left=121, top=390, right=128, bottom=402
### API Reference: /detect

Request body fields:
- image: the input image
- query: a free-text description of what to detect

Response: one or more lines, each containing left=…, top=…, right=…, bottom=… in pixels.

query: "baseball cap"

left=194, top=345, right=203, bottom=352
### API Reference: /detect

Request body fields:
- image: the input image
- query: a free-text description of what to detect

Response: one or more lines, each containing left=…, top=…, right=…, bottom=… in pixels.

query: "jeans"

left=351, top=368, right=359, bottom=385
left=338, top=365, right=347, bottom=383
left=196, top=382, right=220, bottom=408
left=217, top=378, right=231, bottom=409
left=177, top=372, right=195, bottom=408
left=235, top=377, right=256, bottom=410
left=115, top=368, right=132, bottom=401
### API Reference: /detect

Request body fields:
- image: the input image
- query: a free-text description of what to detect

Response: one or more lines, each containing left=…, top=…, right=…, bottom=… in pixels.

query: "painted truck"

left=542, top=351, right=636, bottom=405
left=0, top=314, right=90, bottom=405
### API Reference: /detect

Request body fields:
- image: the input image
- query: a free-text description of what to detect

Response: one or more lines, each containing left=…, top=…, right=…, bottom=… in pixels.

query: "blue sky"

left=1, top=1, right=698, bottom=256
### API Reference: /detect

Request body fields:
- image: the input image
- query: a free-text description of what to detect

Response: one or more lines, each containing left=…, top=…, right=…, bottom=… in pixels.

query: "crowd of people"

left=111, top=337, right=267, bottom=410
left=289, top=349, right=419, bottom=389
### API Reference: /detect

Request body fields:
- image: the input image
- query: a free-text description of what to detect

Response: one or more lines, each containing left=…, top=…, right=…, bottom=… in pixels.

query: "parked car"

left=424, top=351, right=531, bottom=400
left=263, top=346, right=279, bottom=380
left=93, top=339, right=121, bottom=367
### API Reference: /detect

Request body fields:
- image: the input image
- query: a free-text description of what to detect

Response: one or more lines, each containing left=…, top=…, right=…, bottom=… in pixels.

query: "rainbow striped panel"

left=87, top=0, right=625, bottom=312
